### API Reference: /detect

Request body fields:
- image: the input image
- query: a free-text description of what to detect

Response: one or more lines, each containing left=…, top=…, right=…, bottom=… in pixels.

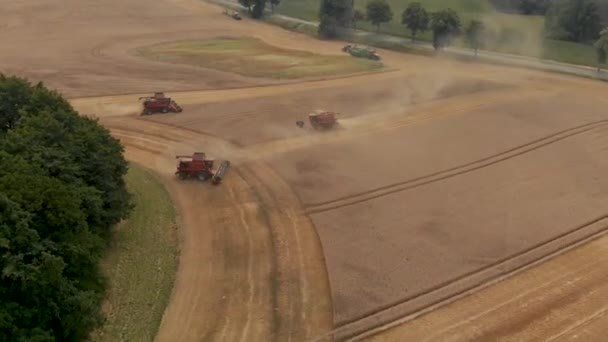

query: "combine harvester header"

left=175, top=152, right=230, bottom=185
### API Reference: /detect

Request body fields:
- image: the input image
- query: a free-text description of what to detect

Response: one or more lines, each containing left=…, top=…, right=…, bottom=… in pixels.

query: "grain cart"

left=139, top=92, right=183, bottom=115
left=175, top=152, right=230, bottom=184
left=308, top=110, right=339, bottom=129
left=342, top=44, right=380, bottom=61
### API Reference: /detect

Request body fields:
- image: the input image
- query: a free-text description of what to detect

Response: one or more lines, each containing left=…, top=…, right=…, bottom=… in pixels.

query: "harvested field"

left=4, top=0, right=608, bottom=341
left=146, top=74, right=508, bottom=145
left=136, top=37, right=383, bottom=79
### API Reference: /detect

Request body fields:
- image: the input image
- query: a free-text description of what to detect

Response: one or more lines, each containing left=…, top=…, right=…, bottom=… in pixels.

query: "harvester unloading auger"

left=175, top=152, right=230, bottom=185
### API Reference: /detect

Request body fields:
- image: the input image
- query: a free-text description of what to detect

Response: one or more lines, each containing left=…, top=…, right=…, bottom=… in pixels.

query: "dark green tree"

left=465, top=19, right=485, bottom=56
left=0, top=157, right=106, bottom=341
left=366, top=0, right=393, bottom=31
left=430, top=9, right=461, bottom=50
left=238, top=0, right=254, bottom=13
left=545, top=0, right=601, bottom=43
left=0, top=75, right=73, bottom=133
left=0, top=74, right=132, bottom=341
left=251, top=0, right=266, bottom=18
left=402, top=2, right=430, bottom=42
left=318, top=0, right=353, bottom=38
left=239, top=0, right=266, bottom=18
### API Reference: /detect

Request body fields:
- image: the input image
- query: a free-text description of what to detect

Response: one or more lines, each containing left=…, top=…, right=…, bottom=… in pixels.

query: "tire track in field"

left=244, top=87, right=553, bottom=159
left=359, top=233, right=608, bottom=342
left=105, top=117, right=332, bottom=340
left=237, top=160, right=334, bottom=340
left=238, top=164, right=296, bottom=341
left=312, top=215, right=608, bottom=341
left=305, top=120, right=608, bottom=215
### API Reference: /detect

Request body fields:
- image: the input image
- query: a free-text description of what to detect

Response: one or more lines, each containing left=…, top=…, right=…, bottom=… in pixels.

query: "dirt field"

left=136, top=37, right=382, bottom=79
left=4, top=0, right=608, bottom=341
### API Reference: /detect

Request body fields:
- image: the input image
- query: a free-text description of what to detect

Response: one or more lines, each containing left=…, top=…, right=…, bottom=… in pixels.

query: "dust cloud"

left=245, top=68, right=506, bottom=163
left=477, top=11, right=545, bottom=58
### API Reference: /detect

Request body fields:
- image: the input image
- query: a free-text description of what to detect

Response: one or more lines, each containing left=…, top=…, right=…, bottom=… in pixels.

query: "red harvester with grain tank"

left=308, top=110, right=339, bottom=129
left=175, top=152, right=230, bottom=185
left=139, top=92, right=183, bottom=115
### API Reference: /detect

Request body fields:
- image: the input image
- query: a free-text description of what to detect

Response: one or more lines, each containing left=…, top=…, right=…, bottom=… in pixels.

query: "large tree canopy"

left=431, top=9, right=462, bottom=50
left=0, top=74, right=132, bottom=341
left=545, top=0, right=601, bottom=43
left=318, top=0, right=354, bottom=38
left=402, top=2, right=430, bottom=42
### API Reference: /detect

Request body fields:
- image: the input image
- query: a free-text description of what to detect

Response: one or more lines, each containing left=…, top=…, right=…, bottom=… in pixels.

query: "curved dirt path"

left=96, top=117, right=333, bottom=341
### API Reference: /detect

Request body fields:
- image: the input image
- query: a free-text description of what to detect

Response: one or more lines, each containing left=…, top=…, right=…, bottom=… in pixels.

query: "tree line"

left=319, top=0, right=475, bottom=52
left=0, top=74, right=132, bottom=341
left=316, top=0, right=608, bottom=68
left=238, top=0, right=281, bottom=18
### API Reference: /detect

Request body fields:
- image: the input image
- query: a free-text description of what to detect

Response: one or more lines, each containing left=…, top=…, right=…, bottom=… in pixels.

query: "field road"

left=4, top=0, right=608, bottom=341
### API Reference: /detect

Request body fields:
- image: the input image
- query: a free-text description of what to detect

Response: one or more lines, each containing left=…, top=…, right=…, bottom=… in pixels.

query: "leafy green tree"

left=0, top=75, right=73, bottom=133
left=366, top=0, right=393, bottom=31
left=251, top=0, right=266, bottom=18
left=238, top=0, right=254, bottom=13
left=545, top=0, right=601, bottom=43
left=0, top=74, right=132, bottom=341
left=318, top=0, right=353, bottom=38
left=465, top=19, right=485, bottom=56
left=353, top=9, right=365, bottom=29
left=0, top=160, right=106, bottom=341
left=402, top=2, right=430, bottom=42
left=238, top=0, right=266, bottom=18
left=431, top=9, right=461, bottom=50
left=594, top=27, right=608, bottom=71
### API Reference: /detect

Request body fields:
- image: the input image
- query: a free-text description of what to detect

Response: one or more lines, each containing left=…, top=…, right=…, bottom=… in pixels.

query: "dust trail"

left=474, top=9, right=545, bottom=59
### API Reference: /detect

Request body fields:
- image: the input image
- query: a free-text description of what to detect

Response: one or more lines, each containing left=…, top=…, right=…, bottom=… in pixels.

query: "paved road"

left=209, top=0, right=608, bottom=82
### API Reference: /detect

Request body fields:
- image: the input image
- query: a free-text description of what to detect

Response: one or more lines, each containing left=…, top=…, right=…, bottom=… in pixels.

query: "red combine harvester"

left=308, top=110, right=339, bottom=129
left=175, top=152, right=230, bottom=185
left=139, top=92, right=183, bottom=115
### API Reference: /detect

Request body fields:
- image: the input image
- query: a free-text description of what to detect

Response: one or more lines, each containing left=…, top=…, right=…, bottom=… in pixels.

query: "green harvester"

left=342, top=44, right=381, bottom=61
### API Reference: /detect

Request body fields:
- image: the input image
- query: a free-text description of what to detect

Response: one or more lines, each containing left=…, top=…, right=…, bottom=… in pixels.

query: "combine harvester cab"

left=140, top=92, right=183, bottom=115
left=308, top=110, right=339, bottom=129
left=175, top=152, right=230, bottom=185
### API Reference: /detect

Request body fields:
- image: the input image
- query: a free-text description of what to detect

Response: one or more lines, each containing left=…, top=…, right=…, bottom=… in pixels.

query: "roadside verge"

left=90, top=163, right=178, bottom=342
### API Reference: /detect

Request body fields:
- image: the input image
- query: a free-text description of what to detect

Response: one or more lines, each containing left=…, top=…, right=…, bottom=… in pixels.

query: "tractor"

left=342, top=44, right=380, bottom=61
left=308, top=110, right=339, bottom=129
left=175, top=152, right=230, bottom=185
left=139, top=92, right=183, bottom=116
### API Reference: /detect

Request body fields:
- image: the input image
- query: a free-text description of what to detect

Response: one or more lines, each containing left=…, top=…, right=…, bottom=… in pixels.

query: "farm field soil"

left=136, top=37, right=383, bottom=79
left=263, top=90, right=608, bottom=337
left=101, top=118, right=333, bottom=341
left=366, top=232, right=608, bottom=342
left=91, top=164, right=178, bottom=342
left=4, top=0, right=608, bottom=341
left=145, top=73, right=508, bottom=145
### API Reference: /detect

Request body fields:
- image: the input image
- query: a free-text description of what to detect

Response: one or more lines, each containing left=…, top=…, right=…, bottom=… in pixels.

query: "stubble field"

left=3, top=0, right=608, bottom=340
